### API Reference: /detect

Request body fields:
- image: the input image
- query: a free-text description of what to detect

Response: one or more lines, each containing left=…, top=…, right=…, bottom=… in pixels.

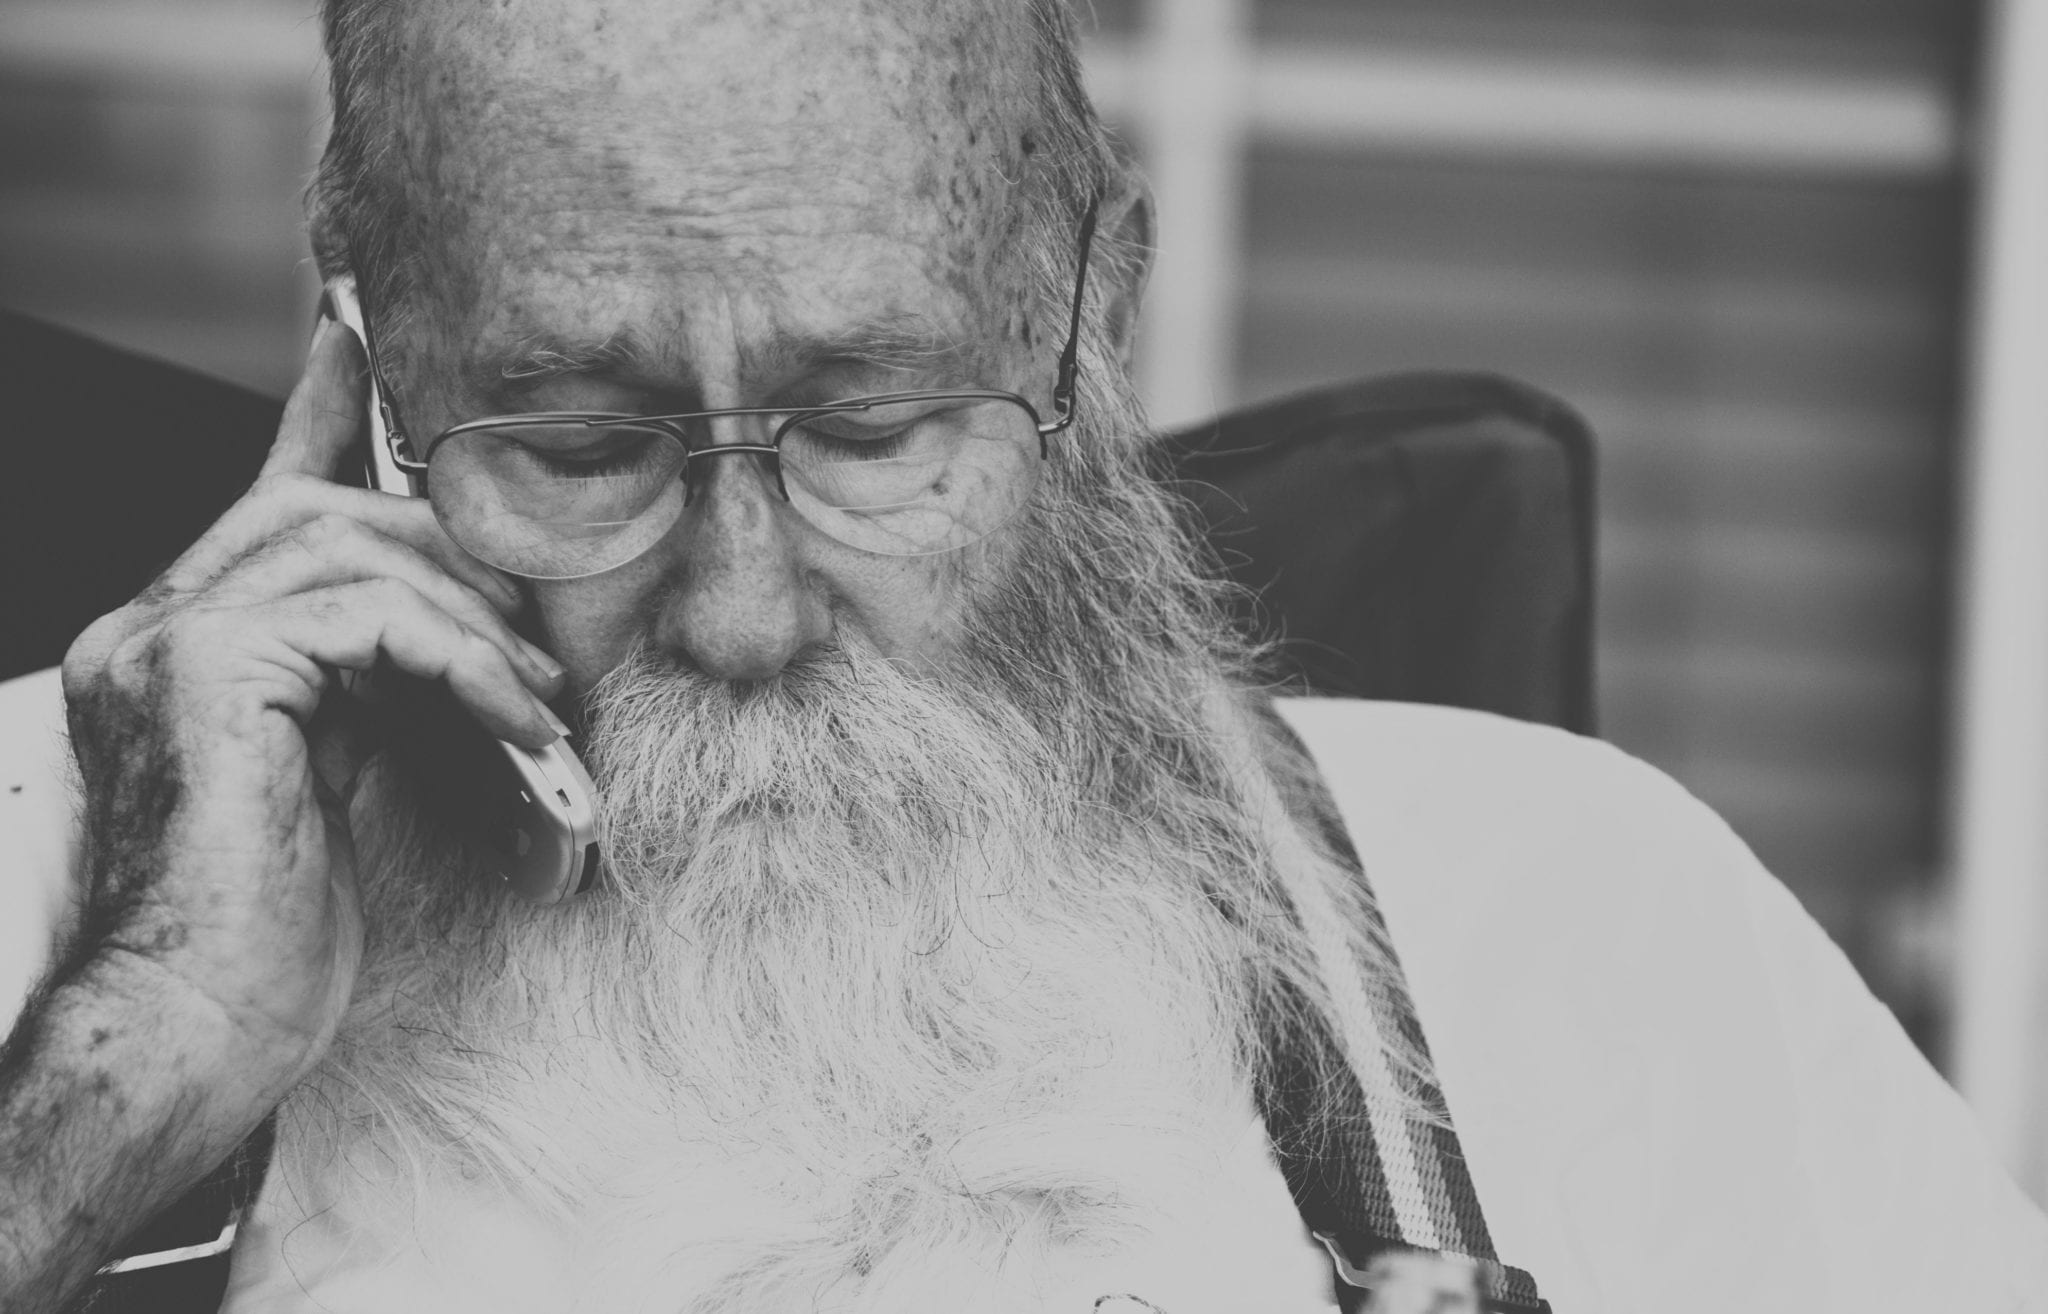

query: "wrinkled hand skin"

left=61, top=572, right=362, bottom=1095
left=0, top=320, right=565, bottom=1310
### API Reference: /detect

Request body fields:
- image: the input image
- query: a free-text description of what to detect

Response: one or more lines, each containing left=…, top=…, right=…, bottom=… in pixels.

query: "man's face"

left=384, top=0, right=1060, bottom=695
left=305, top=13, right=1311, bottom=1292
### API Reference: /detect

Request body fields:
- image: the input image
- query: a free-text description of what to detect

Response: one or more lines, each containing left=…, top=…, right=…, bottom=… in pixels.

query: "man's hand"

left=57, top=318, right=565, bottom=1095
left=0, top=320, right=567, bottom=1308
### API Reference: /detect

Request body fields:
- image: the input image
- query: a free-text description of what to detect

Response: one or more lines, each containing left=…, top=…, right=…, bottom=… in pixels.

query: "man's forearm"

left=0, top=949, right=274, bottom=1311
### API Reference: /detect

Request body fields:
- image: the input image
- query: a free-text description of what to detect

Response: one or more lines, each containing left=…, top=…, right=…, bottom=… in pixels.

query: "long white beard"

left=284, top=642, right=1272, bottom=1311
left=272, top=350, right=1425, bottom=1310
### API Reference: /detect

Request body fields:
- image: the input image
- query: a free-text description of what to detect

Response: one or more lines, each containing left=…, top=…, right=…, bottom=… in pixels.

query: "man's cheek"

left=524, top=572, right=662, bottom=698
left=833, top=555, right=981, bottom=673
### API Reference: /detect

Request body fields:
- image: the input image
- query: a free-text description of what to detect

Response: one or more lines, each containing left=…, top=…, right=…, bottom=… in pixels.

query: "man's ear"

left=1094, top=181, right=1154, bottom=373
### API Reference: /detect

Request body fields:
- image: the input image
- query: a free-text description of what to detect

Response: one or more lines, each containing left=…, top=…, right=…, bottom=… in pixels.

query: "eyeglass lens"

left=423, top=396, right=1044, bottom=579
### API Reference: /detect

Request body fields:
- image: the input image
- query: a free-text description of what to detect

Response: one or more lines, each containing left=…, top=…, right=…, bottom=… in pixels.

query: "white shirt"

left=5, top=668, right=2046, bottom=1310
left=1279, top=697, right=2048, bottom=1312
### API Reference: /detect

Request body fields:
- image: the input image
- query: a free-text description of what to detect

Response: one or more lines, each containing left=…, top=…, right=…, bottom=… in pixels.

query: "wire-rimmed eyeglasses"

left=353, top=198, right=1102, bottom=579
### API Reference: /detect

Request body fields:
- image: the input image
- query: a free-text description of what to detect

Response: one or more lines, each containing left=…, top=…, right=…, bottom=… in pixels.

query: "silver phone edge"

left=324, top=274, right=601, bottom=904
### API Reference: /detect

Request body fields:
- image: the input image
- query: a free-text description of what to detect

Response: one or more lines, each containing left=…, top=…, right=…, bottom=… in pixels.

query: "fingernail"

left=519, top=638, right=566, bottom=684
left=536, top=701, right=572, bottom=739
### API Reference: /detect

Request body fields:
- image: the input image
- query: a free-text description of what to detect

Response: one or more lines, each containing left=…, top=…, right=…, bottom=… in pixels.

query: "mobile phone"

left=323, top=276, right=601, bottom=904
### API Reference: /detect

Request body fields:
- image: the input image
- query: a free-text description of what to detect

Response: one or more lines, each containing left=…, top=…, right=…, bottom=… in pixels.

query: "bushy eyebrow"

left=800, top=315, right=973, bottom=375
left=493, top=333, right=645, bottom=383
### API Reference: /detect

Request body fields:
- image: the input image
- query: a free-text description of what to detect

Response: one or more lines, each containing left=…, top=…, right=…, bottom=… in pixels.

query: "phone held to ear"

left=324, top=276, right=601, bottom=905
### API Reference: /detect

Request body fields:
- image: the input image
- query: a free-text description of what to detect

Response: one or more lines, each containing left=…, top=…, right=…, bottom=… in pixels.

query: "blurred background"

left=4, top=0, right=2048, bottom=1197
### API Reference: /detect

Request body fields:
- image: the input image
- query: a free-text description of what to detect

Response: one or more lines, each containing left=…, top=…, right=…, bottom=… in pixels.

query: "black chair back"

left=1164, top=371, right=1596, bottom=733
left=2, top=313, right=279, bottom=680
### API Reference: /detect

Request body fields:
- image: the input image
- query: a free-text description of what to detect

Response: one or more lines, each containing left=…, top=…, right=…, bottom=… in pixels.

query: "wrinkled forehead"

left=392, top=0, right=1045, bottom=339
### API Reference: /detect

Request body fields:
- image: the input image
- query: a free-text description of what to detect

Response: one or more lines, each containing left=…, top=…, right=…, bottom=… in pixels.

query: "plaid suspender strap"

left=1257, top=998, right=1549, bottom=1312
left=1255, top=820, right=1551, bottom=1312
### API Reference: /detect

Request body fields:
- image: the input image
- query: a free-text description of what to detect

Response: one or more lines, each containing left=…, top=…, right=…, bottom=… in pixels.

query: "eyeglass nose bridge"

left=674, top=441, right=789, bottom=507
left=645, top=410, right=793, bottom=508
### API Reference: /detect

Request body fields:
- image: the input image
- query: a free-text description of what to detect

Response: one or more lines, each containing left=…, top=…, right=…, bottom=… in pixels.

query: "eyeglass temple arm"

left=1040, top=193, right=1102, bottom=437
left=337, top=270, right=431, bottom=473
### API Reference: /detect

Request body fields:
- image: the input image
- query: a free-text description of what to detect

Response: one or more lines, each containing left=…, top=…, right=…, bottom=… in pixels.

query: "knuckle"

left=298, top=587, right=349, bottom=628
left=307, top=510, right=357, bottom=544
left=61, top=610, right=132, bottom=693
left=68, top=613, right=209, bottom=728
left=362, top=575, right=425, bottom=616
left=292, top=512, right=364, bottom=560
left=104, top=630, right=165, bottom=701
left=266, top=521, right=312, bottom=558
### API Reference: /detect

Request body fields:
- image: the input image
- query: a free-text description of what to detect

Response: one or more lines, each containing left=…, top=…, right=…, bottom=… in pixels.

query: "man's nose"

left=650, top=437, right=828, bottom=681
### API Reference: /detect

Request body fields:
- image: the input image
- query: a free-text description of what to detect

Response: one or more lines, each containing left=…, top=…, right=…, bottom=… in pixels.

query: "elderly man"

left=2, top=0, right=2044, bottom=1310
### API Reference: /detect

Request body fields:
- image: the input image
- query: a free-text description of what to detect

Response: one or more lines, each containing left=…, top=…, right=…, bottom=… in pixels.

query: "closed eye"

left=509, top=430, right=673, bottom=479
left=783, top=414, right=921, bottom=461
left=784, top=397, right=981, bottom=460
left=534, top=448, right=654, bottom=477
